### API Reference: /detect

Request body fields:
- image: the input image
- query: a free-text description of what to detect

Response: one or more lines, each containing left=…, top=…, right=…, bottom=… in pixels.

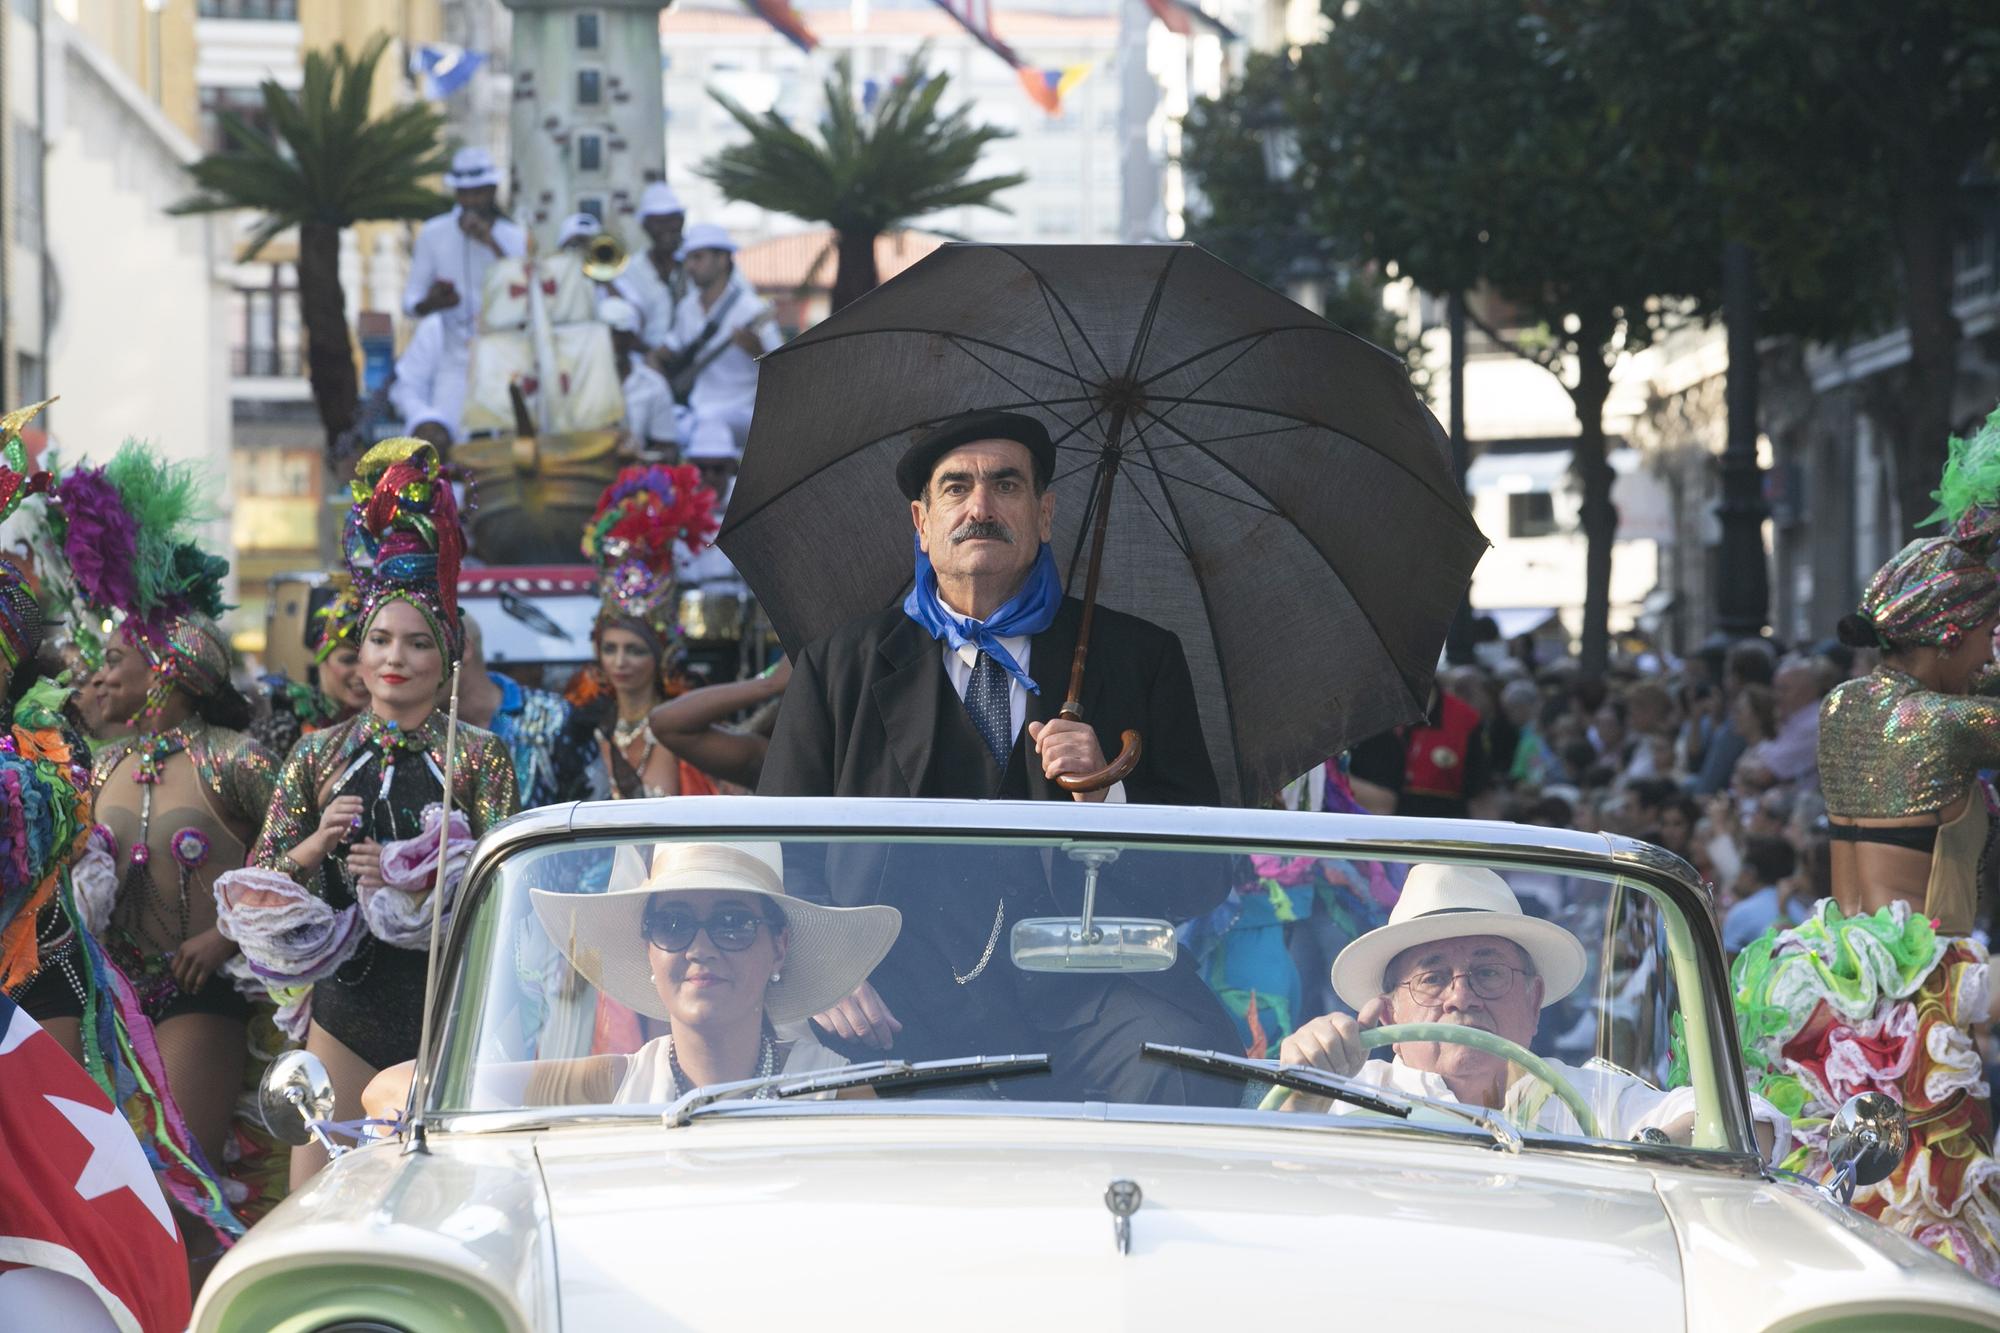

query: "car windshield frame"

left=416, top=797, right=1759, bottom=1163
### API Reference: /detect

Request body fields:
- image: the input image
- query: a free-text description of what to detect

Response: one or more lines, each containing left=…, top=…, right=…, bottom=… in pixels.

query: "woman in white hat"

left=523, top=840, right=899, bottom=1102
left=365, top=841, right=898, bottom=1114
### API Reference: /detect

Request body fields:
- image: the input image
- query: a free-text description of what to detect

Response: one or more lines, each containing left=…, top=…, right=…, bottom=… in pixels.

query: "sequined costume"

left=1735, top=416, right=2000, bottom=1285
left=487, top=671, right=602, bottom=807
left=252, top=708, right=516, bottom=1069
left=93, top=721, right=278, bottom=1021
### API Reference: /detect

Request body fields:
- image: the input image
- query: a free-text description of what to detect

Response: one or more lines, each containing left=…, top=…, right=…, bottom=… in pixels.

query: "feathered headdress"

left=581, top=464, right=718, bottom=656
left=0, top=401, right=57, bottom=671
left=49, top=441, right=230, bottom=677
left=343, top=438, right=466, bottom=660
left=1924, top=405, right=2000, bottom=547
left=310, top=571, right=362, bottom=663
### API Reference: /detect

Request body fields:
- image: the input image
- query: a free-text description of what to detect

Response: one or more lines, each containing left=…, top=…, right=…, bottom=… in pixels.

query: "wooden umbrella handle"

left=1054, top=711, right=1144, bottom=793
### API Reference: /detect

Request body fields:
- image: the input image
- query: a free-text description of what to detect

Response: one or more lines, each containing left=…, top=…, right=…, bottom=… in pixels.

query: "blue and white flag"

left=414, top=43, right=488, bottom=99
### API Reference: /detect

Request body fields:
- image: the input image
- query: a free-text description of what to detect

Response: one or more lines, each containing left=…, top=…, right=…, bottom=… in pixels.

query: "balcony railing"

left=198, top=0, right=299, bottom=20
left=233, top=346, right=302, bottom=378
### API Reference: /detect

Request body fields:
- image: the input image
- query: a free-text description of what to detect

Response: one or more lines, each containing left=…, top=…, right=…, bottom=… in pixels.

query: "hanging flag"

left=741, top=0, right=820, bottom=54
left=1141, top=0, right=1239, bottom=41
left=932, top=0, right=1031, bottom=68
left=0, top=994, right=192, bottom=1333
left=413, top=43, right=488, bottom=99
left=1019, top=61, right=1095, bottom=117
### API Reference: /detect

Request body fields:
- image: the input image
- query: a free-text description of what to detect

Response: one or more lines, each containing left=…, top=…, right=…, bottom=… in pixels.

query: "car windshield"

left=427, top=828, right=1751, bottom=1156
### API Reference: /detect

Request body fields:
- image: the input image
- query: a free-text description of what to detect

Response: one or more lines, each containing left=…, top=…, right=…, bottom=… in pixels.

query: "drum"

left=678, top=588, right=745, bottom=643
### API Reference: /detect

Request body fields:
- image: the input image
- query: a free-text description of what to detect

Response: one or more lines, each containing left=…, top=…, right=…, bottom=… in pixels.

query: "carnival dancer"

left=1734, top=406, right=2000, bottom=1284
left=250, top=575, right=367, bottom=763
left=456, top=612, right=601, bottom=808
left=236, top=440, right=516, bottom=1184
left=5, top=427, right=254, bottom=1254
left=573, top=464, right=719, bottom=799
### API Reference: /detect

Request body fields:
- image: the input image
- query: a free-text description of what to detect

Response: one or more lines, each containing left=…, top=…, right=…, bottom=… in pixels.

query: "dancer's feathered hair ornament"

left=1924, top=405, right=2000, bottom=549
left=581, top=464, right=718, bottom=657
left=342, top=438, right=466, bottom=660
left=49, top=440, right=227, bottom=669
left=0, top=401, right=57, bottom=670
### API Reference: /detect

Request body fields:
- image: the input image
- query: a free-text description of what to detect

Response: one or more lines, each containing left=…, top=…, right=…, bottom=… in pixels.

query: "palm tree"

left=700, top=53, right=1025, bottom=311
left=171, top=35, right=451, bottom=453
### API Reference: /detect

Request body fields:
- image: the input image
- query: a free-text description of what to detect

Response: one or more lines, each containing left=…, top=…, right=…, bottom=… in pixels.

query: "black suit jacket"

left=760, top=596, right=1219, bottom=808
left=758, top=596, right=1231, bottom=1045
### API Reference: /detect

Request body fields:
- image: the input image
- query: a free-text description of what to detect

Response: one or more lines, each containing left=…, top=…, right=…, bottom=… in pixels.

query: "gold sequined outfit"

left=94, top=721, right=278, bottom=1019
left=253, top=709, right=517, bottom=1068
left=1733, top=665, right=2000, bottom=1284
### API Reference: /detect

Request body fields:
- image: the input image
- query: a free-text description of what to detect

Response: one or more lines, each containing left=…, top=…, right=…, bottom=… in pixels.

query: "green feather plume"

left=101, top=440, right=219, bottom=616
left=1923, top=405, right=2000, bottom=533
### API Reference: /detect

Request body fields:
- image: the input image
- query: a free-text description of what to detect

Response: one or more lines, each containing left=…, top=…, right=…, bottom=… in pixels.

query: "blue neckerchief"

left=902, top=538, right=1062, bottom=693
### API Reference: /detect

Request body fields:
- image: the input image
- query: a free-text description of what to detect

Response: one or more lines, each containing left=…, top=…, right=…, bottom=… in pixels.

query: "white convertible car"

left=193, top=799, right=2000, bottom=1332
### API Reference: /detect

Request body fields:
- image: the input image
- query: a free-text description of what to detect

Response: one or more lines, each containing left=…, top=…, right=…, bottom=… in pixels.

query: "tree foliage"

left=170, top=34, right=451, bottom=258
left=1180, top=53, right=1424, bottom=391
left=170, top=34, right=451, bottom=455
left=700, top=52, right=1024, bottom=309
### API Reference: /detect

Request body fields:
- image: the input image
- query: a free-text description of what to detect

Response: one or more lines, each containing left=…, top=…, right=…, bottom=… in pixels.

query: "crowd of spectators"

left=1344, top=631, right=1862, bottom=965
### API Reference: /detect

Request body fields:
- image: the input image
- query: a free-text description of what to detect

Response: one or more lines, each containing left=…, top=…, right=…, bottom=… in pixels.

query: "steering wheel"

left=1259, top=1022, right=1601, bottom=1139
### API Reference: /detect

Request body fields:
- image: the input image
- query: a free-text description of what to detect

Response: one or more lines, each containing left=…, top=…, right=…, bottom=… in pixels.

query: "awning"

left=1485, top=607, right=1562, bottom=640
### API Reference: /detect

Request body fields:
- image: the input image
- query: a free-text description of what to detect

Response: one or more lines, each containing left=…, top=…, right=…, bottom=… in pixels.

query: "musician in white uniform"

left=624, top=182, right=689, bottom=349
left=388, top=312, right=468, bottom=445
left=656, top=224, right=782, bottom=463
left=402, top=147, right=526, bottom=352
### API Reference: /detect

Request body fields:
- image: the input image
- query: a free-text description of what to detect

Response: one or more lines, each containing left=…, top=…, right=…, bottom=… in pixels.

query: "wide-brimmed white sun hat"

left=529, top=841, right=899, bottom=1025
left=1329, top=863, right=1588, bottom=1011
left=446, top=146, right=503, bottom=191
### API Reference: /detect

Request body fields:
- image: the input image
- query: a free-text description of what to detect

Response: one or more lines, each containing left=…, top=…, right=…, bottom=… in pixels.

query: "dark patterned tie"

left=964, top=650, right=1014, bottom=768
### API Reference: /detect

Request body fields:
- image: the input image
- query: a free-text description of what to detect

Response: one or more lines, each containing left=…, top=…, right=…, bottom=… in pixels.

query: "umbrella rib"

left=1136, top=323, right=1360, bottom=392
left=1028, top=264, right=1103, bottom=401
left=1128, top=423, right=1245, bottom=798
left=1112, top=460, right=1193, bottom=560
left=1150, top=410, right=1455, bottom=719
left=763, top=326, right=1094, bottom=386
left=1131, top=331, right=1273, bottom=444
left=1141, top=397, right=1466, bottom=516
left=1120, top=249, right=1182, bottom=386
left=990, top=245, right=1115, bottom=382
left=1117, top=453, right=1281, bottom=515
left=942, top=334, right=1092, bottom=437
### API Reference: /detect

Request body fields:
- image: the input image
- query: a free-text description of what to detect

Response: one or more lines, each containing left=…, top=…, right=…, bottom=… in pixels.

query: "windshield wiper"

left=663, top=1053, right=1051, bottom=1128
left=1141, top=1043, right=1522, bottom=1154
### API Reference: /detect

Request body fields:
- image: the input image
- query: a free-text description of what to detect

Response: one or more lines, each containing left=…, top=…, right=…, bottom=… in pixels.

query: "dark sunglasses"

left=641, top=906, right=770, bottom=953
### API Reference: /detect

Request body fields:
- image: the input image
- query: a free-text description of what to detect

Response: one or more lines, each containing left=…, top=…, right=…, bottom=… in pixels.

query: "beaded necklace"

left=666, top=1021, right=780, bottom=1099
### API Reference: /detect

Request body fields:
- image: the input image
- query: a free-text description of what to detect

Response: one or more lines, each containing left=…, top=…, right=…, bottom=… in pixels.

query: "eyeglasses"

left=640, top=906, right=770, bottom=953
left=1396, top=963, right=1530, bottom=1007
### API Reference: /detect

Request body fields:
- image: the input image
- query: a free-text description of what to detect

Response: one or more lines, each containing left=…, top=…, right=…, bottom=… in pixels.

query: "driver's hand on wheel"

left=814, top=981, right=902, bottom=1051
left=1279, top=1013, right=1368, bottom=1079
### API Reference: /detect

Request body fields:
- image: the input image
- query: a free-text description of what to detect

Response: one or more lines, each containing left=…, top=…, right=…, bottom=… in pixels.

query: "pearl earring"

left=770, top=970, right=782, bottom=983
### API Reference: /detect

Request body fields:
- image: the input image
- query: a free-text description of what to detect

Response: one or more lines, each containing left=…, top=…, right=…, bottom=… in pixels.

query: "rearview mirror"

left=1819, top=1091, right=1909, bottom=1206
left=1010, top=845, right=1178, bottom=974
left=258, top=1049, right=337, bottom=1149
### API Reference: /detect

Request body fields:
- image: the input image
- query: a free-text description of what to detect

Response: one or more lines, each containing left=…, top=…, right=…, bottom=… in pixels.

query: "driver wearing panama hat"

left=1279, top=864, right=1790, bottom=1156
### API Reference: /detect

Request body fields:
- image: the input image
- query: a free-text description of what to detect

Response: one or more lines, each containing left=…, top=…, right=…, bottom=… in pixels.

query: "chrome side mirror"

left=258, top=1049, right=350, bottom=1158
left=1011, top=846, right=1177, bottom=974
left=1819, top=1092, right=1909, bottom=1206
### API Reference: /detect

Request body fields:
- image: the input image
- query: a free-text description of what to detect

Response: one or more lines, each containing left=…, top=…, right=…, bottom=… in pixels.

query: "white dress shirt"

left=623, top=253, right=687, bottom=348
left=666, top=272, right=783, bottom=419
left=403, top=207, right=528, bottom=342
left=388, top=313, right=469, bottom=441
left=1326, top=1056, right=1792, bottom=1162
left=620, top=360, right=678, bottom=448
left=937, top=605, right=1124, bottom=801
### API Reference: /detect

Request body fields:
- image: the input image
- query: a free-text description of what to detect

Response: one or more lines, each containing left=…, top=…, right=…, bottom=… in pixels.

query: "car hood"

left=536, top=1114, right=1687, bottom=1331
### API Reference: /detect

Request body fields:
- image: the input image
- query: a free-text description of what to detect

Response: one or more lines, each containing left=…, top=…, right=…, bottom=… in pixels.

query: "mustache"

left=950, top=520, right=1016, bottom=544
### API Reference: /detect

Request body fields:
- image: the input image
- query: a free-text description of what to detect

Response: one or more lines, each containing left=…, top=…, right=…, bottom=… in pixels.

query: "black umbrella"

left=718, top=243, right=1486, bottom=805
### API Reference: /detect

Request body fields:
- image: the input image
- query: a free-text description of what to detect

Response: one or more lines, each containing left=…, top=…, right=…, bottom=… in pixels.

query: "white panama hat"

left=639, top=182, right=685, bottom=219
left=529, top=841, right=900, bottom=1025
left=446, top=147, right=503, bottom=191
left=675, top=222, right=738, bottom=261
left=1329, top=863, right=1588, bottom=1011
left=557, top=212, right=603, bottom=247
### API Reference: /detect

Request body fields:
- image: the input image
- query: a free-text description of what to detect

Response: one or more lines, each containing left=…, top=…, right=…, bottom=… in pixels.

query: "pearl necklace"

left=667, top=1026, right=779, bottom=1098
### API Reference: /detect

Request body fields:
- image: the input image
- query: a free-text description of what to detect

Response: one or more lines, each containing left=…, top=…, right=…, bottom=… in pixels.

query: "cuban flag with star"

left=0, top=991, right=191, bottom=1333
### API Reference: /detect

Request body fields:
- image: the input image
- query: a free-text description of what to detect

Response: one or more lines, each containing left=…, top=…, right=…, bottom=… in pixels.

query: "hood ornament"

left=1104, top=1179, right=1143, bottom=1255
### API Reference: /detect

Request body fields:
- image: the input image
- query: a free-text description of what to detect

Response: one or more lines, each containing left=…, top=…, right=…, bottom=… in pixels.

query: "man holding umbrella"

left=760, top=410, right=1240, bottom=1102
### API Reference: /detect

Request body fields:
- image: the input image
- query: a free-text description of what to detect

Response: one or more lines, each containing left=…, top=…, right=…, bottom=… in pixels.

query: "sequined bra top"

left=1818, top=669, right=2000, bottom=819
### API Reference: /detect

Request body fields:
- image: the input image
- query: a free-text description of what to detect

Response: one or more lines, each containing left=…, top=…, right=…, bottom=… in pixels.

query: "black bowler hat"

left=895, top=411, right=1056, bottom=501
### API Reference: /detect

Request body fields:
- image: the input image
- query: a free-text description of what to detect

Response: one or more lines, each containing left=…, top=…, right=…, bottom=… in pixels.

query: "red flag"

left=1141, top=0, right=1239, bottom=41
left=0, top=993, right=191, bottom=1333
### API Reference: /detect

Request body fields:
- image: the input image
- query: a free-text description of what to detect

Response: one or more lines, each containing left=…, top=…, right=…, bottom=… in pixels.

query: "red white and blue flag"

left=0, top=992, right=191, bottom=1333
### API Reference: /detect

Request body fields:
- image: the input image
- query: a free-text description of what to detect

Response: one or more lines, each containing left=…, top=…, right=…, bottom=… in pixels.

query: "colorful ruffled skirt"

left=1733, top=898, right=2000, bottom=1283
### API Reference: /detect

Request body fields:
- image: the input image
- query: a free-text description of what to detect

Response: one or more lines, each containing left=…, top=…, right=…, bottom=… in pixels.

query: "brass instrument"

left=582, top=231, right=629, bottom=283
